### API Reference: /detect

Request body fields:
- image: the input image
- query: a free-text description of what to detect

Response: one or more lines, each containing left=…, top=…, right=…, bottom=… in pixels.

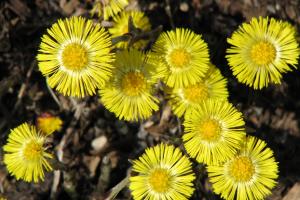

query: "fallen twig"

left=50, top=127, right=73, bottom=199
left=104, top=174, right=130, bottom=200
left=46, top=79, right=62, bottom=110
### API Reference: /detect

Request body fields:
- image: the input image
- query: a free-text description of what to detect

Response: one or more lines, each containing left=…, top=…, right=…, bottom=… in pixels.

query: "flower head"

left=183, top=100, right=246, bottom=165
left=167, top=63, right=228, bottom=117
left=3, top=123, right=53, bottom=183
left=99, top=49, right=163, bottom=121
left=130, top=143, right=195, bottom=200
left=37, top=16, right=114, bottom=97
left=109, top=11, right=151, bottom=49
left=91, top=0, right=129, bottom=20
left=37, top=113, right=63, bottom=135
left=152, top=28, right=210, bottom=88
left=207, top=136, right=279, bottom=200
left=227, top=17, right=300, bottom=89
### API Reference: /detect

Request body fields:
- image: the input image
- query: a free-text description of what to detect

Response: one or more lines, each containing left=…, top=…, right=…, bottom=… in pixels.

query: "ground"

left=0, top=0, right=300, bottom=199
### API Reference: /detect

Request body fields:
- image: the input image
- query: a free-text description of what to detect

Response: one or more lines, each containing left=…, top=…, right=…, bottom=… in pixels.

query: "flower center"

left=122, top=72, right=146, bottom=96
left=23, top=140, right=43, bottom=161
left=184, top=82, right=208, bottom=103
left=169, top=48, right=191, bottom=68
left=148, top=168, right=171, bottom=193
left=228, top=156, right=255, bottom=182
left=62, top=43, right=89, bottom=70
left=198, top=119, right=221, bottom=142
left=250, top=41, right=276, bottom=65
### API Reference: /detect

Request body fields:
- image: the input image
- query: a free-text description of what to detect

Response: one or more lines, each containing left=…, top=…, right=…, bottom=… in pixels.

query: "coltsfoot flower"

left=152, top=28, right=210, bottom=88
left=37, top=16, right=114, bottom=97
left=109, top=11, right=151, bottom=49
left=3, top=123, right=53, bottom=183
left=91, top=0, right=129, bottom=20
left=99, top=49, right=163, bottom=121
left=227, top=17, right=300, bottom=89
left=207, top=136, right=279, bottom=200
left=130, top=143, right=195, bottom=200
left=37, top=113, right=63, bottom=135
left=183, top=100, right=246, bottom=165
left=167, top=64, right=228, bottom=117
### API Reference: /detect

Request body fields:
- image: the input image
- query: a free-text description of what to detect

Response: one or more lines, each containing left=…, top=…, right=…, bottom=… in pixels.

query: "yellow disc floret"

left=3, top=123, right=53, bottom=182
left=37, top=16, right=114, bottom=98
left=152, top=28, right=209, bottom=88
left=183, top=100, right=246, bottom=165
left=122, top=72, right=146, bottom=96
left=62, top=43, right=89, bottom=70
left=199, top=119, right=222, bottom=142
left=90, top=0, right=129, bottom=20
left=250, top=41, right=276, bottom=65
left=23, top=140, right=43, bottom=161
left=148, top=168, right=171, bottom=193
left=99, top=49, right=161, bottom=121
left=207, top=136, right=279, bottom=200
left=169, top=48, right=191, bottom=69
left=109, top=11, right=151, bottom=49
left=184, top=83, right=208, bottom=103
left=228, top=156, right=255, bottom=182
left=167, top=64, right=229, bottom=117
left=227, top=17, right=300, bottom=89
left=130, top=144, right=195, bottom=199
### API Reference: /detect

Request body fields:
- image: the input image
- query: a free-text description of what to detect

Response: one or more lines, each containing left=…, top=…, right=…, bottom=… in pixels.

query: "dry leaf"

left=283, top=182, right=300, bottom=200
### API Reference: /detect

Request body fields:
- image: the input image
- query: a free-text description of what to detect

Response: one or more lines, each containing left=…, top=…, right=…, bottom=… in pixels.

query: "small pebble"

left=91, top=135, right=108, bottom=152
left=180, top=2, right=189, bottom=12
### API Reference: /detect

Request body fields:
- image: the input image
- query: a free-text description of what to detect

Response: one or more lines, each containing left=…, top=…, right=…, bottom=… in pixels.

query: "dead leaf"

left=83, top=155, right=101, bottom=177
left=8, top=0, right=31, bottom=20
left=283, top=182, right=300, bottom=200
left=60, top=0, right=80, bottom=15
left=107, top=151, right=119, bottom=169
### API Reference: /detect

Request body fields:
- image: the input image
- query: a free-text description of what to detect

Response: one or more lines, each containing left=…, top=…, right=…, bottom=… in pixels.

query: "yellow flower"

left=152, top=28, right=210, bottom=88
left=37, top=113, right=63, bottom=135
left=227, top=17, right=300, bottom=89
left=109, top=11, right=151, bottom=49
left=207, top=136, right=279, bottom=200
left=3, top=123, right=53, bottom=183
left=167, top=63, right=228, bottom=117
left=130, top=143, right=195, bottom=200
left=91, top=0, right=129, bottom=20
left=37, top=16, right=114, bottom=98
left=99, top=49, right=162, bottom=121
left=183, top=100, right=245, bottom=165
